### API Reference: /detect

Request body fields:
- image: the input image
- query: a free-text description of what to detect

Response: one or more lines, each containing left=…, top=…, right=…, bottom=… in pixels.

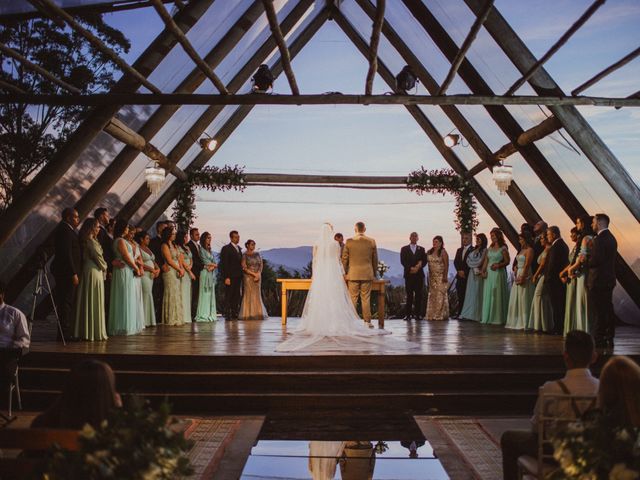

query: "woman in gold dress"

left=239, top=239, right=268, bottom=320
left=426, top=235, right=450, bottom=321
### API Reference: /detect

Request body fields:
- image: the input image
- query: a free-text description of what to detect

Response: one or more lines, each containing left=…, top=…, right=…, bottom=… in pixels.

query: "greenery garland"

left=406, top=167, right=478, bottom=233
left=173, top=165, right=246, bottom=230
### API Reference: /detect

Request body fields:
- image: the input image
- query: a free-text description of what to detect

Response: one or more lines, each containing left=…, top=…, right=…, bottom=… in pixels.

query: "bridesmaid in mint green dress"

left=195, top=232, right=218, bottom=322
left=74, top=218, right=108, bottom=341
left=567, top=216, right=594, bottom=333
left=561, top=228, right=580, bottom=335
left=176, top=231, right=196, bottom=324
left=136, top=231, right=159, bottom=327
left=161, top=228, right=184, bottom=326
left=481, top=229, right=510, bottom=325
left=529, top=236, right=553, bottom=332
left=459, top=233, right=487, bottom=322
left=505, top=233, right=535, bottom=330
left=108, top=221, right=143, bottom=336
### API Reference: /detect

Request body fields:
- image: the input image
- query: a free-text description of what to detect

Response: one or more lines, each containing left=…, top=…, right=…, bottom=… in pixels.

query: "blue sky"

left=101, top=0, right=640, bottom=258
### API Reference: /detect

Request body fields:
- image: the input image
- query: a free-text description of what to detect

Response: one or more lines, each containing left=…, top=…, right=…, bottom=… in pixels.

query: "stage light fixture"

left=199, top=137, right=217, bottom=151
left=444, top=133, right=460, bottom=148
left=396, top=65, right=418, bottom=92
left=252, top=64, right=274, bottom=93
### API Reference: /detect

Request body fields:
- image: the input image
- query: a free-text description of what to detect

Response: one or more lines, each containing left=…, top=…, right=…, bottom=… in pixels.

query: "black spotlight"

left=252, top=64, right=274, bottom=93
left=396, top=65, right=418, bottom=92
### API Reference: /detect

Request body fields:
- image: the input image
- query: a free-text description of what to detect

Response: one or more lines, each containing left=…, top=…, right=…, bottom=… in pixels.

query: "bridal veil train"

left=276, top=223, right=409, bottom=353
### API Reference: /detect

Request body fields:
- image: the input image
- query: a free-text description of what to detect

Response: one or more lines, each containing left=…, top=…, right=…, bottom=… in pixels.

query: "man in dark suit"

left=400, top=232, right=426, bottom=320
left=588, top=213, right=618, bottom=349
left=51, top=208, right=81, bottom=340
left=149, top=221, right=167, bottom=320
left=187, top=227, right=204, bottom=320
left=543, top=226, right=569, bottom=335
left=218, top=230, right=243, bottom=321
left=453, top=231, right=473, bottom=318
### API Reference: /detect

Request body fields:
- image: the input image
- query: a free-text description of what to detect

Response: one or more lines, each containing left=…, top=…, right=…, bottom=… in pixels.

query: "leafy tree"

left=0, top=15, right=130, bottom=210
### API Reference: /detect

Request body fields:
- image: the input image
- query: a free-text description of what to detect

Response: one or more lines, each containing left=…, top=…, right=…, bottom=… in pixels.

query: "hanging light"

left=396, top=65, right=418, bottom=92
left=199, top=137, right=217, bottom=151
left=493, top=163, right=513, bottom=195
left=444, top=133, right=460, bottom=148
left=251, top=64, right=274, bottom=93
left=145, top=162, right=165, bottom=196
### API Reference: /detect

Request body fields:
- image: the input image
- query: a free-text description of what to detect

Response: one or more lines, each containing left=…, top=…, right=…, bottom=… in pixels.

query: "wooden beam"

left=4, top=92, right=639, bottom=107
left=462, top=0, right=640, bottom=308
left=2, top=0, right=176, bottom=21
left=505, top=0, right=606, bottom=96
left=0, top=0, right=213, bottom=254
left=572, top=46, right=640, bottom=96
left=27, top=0, right=161, bottom=94
left=493, top=115, right=562, bottom=160
left=334, top=9, right=519, bottom=246
left=0, top=78, right=26, bottom=94
left=150, top=0, right=229, bottom=95
left=261, top=0, right=299, bottom=95
left=365, top=0, right=385, bottom=96
left=437, top=0, right=494, bottom=95
left=246, top=173, right=403, bottom=184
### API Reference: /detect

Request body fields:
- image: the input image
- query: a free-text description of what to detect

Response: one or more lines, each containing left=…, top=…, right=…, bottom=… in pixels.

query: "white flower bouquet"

left=377, top=261, right=390, bottom=278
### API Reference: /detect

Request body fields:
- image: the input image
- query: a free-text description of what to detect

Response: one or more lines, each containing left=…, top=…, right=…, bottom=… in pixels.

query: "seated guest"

left=31, top=359, right=121, bottom=429
left=597, top=356, right=640, bottom=427
left=500, top=331, right=599, bottom=480
left=0, top=280, right=30, bottom=349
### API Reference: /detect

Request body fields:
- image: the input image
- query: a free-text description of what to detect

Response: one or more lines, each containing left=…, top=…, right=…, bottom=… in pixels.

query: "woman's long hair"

left=518, top=231, right=534, bottom=251
left=113, top=219, right=128, bottom=239
left=474, top=233, right=488, bottom=254
left=572, top=215, right=594, bottom=265
left=161, top=225, right=174, bottom=246
left=200, top=232, right=212, bottom=252
left=427, top=236, right=444, bottom=256
left=58, top=360, right=119, bottom=429
left=491, top=229, right=506, bottom=248
left=598, top=356, right=640, bottom=427
left=78, top=218, right=98, bottom=247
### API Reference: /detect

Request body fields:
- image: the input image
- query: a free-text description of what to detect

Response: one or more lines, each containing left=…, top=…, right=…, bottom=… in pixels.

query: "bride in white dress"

left=276, top=223, right=393, bottom=352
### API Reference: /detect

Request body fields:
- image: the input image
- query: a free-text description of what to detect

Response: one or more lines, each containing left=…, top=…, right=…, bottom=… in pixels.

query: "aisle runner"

left=434, top=419, right=502, bottom=480
left=183, top=417, right=241, bottom=479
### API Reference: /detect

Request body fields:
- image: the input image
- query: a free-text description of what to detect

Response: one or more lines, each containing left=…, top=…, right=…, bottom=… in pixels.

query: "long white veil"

left=276, top=223, right=393, bottom=352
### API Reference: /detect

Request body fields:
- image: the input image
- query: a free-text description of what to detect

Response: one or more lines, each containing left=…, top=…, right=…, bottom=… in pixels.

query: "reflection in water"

left=339, top=441, right=375, bottom=480
left=309, top=441, right=344, bottom=480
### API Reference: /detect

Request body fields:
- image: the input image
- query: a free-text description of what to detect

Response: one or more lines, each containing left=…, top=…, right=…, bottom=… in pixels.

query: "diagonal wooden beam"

left=505, top=0, right=606, bottom=96
left=354, top=0, right=539, bottom=225
left=335, top=9, right=519, bottom=245
left=137, top=8, right=330, bottom=229
left=572, top=46, right=640, bottom=96
left=437, top=0, right=494, bottom=95
left=27, top=0, right=161, bottom=94
left=0, top=78, right=25, bottom=94
left=150, top=0, right=229, bottom=94
left=364, top=0, right=385, bottom=96
left=261, top=0, right=299, bottom=95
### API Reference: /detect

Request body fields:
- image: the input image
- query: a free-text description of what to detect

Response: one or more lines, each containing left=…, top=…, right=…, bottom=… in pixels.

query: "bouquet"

left=377, top=261, right=389, bottom=278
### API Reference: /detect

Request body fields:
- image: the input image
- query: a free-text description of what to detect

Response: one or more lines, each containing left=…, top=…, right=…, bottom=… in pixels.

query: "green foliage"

left=406, top=168, right=478, bottom=233
left=40, top=397, right=193, bottom=480
left=0, top=15, right=130, bottom=210
left=173, top=165, right=246, bottom=231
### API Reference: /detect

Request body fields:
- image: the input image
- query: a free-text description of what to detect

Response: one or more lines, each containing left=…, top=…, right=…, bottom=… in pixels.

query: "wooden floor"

left=30, top=317, right=640, bottom=357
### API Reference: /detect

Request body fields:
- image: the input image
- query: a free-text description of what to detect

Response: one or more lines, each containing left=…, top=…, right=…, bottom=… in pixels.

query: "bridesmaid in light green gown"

left=161, top=227, right=184, bottom=326
left=567, top=216, right=595, bottom=334
left=459, top=233, right=487, bottom=322
left=505, top=233, right=535, bottom=330
left=176, top=230, right=196, bottom=324
left=108, top=221, right=143, bottom=336
left=481, top=229, right=510, bottom=325
left=74, top=218, right=108, bottom=341
left=136, top=231, right=159, bottom=327
left=561, top=228, right=580, bottom=336
left=529, top=236, right=553, bottom=332
left=195, top=231, right=218, bottom=322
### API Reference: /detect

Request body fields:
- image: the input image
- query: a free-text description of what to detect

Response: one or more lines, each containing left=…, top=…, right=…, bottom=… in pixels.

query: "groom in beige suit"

left=342, top=222, right=378, bottom=326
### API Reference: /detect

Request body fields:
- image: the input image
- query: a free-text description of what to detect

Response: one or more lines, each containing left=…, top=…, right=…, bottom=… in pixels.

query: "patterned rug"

left=432, top=418, right=503, bottom=480
left=182, top=417, right=242, bottom=479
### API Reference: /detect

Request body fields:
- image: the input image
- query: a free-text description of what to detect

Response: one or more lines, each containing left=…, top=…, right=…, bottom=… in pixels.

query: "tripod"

left=30, top=263, right=66, bottom=346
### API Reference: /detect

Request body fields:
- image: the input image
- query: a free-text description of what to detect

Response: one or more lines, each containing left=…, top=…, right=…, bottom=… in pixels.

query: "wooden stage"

left=19, top=318, right=640, bottom=416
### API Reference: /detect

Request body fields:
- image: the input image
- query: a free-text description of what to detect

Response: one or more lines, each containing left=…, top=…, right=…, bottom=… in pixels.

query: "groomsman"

left=588, top=214, right=618, bottom=349
left=543, top=226, right=569, bottom=335
left=219, top=230, right=243, bottom=321
left=187, top=228, right=204, bottom=319
left=400, top=232, right=426, bottom=320
left=51, top=208, right=81, bottom=340
left=453, top=232, right=473, bottom=318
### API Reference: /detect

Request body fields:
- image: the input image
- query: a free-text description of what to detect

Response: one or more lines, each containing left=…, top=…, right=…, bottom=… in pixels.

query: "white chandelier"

left=145, top=162, right=165, bottom=196
left=492, top=163, right=513, bottom=195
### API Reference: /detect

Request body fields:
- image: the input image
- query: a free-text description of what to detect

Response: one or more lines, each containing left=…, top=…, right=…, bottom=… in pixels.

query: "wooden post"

left=150, top=0, right=229, bottom=94
left=261, top=0, right=300, bottom=95
left=504, top=0, right=606, bottom=96
left=437, top=0, right=494, bottom=95
left=281, top=283, right=288, bottom=325
left=572, top=46, right=640, bottom=96
left=365, top=0, right=385, bottom=96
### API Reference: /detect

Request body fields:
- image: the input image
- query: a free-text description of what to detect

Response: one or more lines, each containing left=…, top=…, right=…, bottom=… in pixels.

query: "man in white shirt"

left=500, top=331, right=599, bottom=480
left=0, top=281, right=30, bottom=349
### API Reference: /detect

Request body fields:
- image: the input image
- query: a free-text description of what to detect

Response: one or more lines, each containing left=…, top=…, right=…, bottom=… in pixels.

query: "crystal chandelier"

left=144, top=162, right=165, bottom=196
left=492, top=163, right=513, bottom=195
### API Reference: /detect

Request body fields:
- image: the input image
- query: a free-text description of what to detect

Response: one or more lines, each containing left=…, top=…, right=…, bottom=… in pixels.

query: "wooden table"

left=276, top=279, right=387, bottom=328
